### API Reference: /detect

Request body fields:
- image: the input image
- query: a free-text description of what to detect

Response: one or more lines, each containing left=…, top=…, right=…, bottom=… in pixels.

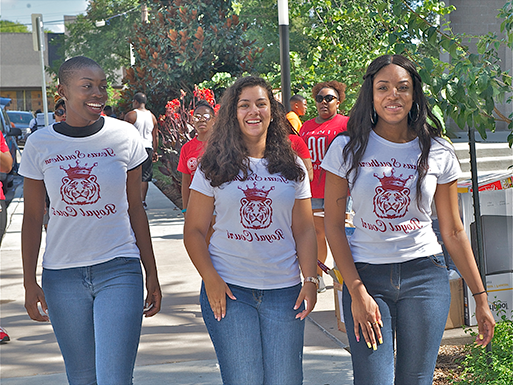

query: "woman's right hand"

left=351, top=290, right=383, bottom=350
left=24, top=282, right=49, bottom=322
left=204, top=275, right=236, bottom=321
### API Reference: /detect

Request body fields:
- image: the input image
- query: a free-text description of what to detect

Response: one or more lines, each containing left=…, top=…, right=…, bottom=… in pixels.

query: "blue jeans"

left=200, top=282, right=305, bottom=385
left=43, top=257, right=144, bottom=385
left=342, top=255, right=450, bottom=385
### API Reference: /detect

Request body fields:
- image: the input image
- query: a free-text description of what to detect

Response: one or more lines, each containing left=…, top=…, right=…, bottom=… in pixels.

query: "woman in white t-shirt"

left=322, top=54, right=495, bottom=385
left=184, top=76, right=317, bottom=384
left=20, top=56, right=162, bottom=384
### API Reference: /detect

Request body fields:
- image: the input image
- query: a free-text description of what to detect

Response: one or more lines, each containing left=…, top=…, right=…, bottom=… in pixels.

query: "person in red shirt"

left=1, top=133, right=13, bottom=343
left=178, top=100, right=216, bottom=214
left=300, top=81, right=349, bottom=292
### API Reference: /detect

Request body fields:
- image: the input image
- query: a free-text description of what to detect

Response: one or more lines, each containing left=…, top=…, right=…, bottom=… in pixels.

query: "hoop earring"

left=408, top=102, right=420, bottom=123
left=370, top=106, right=378, bottom=125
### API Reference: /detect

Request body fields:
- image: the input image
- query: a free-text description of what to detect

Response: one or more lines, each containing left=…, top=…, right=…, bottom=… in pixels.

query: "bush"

left=454, top=311, right=513, bottom=384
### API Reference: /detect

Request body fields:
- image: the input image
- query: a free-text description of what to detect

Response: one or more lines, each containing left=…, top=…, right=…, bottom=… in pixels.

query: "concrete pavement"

left=0, top=181, right=355, bottom=384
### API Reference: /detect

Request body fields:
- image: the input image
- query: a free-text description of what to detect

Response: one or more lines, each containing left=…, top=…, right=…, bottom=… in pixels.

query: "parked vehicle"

left=6, top=110, right=33, bottom=139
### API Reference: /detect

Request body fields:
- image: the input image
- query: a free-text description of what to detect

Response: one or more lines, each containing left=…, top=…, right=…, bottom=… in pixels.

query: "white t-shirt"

left=19, top=117, right=148, bottom=269
left=190, top=157, right=311, bottom=289
left=321, top=131, right=461, bottom=264
left=133, top=109, right=154, bottom=149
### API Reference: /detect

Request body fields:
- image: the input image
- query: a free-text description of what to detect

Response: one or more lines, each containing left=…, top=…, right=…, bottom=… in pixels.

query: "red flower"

left=214, top=104, right=221, bottom=114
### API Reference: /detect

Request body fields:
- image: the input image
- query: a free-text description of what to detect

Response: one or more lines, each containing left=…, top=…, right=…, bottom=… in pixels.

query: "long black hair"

left=343, top=54, right=444, bottom=205
left=200, top=76, right=304, bottom=187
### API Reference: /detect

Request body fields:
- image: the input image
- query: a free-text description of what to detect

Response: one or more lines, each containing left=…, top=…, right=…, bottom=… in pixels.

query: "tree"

left=238, top=0, right=513, bottom=144
left=49, top=0, right=140, bottom=82
left=0, top=20, right=30, bottom=33
left=121, top=0, right=256, bottom=115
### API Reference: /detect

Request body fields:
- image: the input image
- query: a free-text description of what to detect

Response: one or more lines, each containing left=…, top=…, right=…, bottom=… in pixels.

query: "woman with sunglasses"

left=299, top=81, right=349, bottom=292
left=54, top=98, right=66, bottom=122
left=178, top=100, right=216, bottom=215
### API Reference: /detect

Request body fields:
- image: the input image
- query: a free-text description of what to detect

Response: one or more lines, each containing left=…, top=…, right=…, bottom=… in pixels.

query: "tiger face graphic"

left=60, top=161, right=100, bottom=205
left=373, top=170, right=413, bottom=219
left=239, top=183, right=275, bottom=230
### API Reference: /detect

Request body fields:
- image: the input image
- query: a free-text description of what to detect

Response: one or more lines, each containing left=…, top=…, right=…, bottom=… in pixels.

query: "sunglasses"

left=315, top=94, right=338, bottom=103
left=192, top=113, right=213, bottom=122
left=54, top=109, right=66, bottom=117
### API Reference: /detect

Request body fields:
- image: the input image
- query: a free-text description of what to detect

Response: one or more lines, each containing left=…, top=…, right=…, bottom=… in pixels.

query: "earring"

left=408, top=102, right=420, bottom=123
left=370, top=106, right=378, bottom=125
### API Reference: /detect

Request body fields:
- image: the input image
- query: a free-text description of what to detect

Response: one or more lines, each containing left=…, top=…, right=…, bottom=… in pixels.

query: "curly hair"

left=199, top=76, right=305, bottom=187
left=311, top=81, right=347, bottom=103
left=342, top=54, right=445, bottom=206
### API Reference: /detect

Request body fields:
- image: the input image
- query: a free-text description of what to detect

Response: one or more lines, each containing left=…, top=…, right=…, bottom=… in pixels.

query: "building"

left=0, top=32, right=63, bottom=111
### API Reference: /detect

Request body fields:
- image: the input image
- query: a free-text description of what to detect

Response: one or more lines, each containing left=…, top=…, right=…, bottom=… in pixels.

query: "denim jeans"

left=342, top=254, right=450, bottom=385
left=200, top=282, right=305, bottom=385
left=43, top=257, right=144, bottom=385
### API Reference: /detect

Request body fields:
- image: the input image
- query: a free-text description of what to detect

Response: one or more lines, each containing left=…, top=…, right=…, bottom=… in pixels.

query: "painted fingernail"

left=367, top=342, right=372, bottom=349
left=379, top=320, right=384, bottom=327
left=356, top=336, right=360, bottom=342
left=479, top=334, right=484, bottom=340
left=373, top=344, right=377, bottom=350
left=379, top=337, right=383, bottom=344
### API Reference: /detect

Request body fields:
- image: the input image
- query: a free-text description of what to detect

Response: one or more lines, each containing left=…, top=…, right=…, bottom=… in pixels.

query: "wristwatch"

left=304, top=276, right=319, bottom=288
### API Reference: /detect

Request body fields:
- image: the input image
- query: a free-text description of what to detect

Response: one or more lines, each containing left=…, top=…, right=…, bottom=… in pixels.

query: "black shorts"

left=141, top=148, right=153, bottom=182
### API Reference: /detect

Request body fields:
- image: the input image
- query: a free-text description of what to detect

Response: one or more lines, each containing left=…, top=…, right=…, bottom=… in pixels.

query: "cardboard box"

left=457, top=171, right=513, bottom=193
left=464, top=272, right=513, bottom=326
left=333, top=281, right=346, bottom=333
left=446, top=278, right=465, bottom=329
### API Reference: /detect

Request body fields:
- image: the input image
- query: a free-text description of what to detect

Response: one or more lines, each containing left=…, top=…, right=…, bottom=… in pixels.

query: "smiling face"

left=236, top=86, right=271, bottom=147
left=57, top=66, right=108, bottom=127
left=373, top=64, right=413, bottom=129
left=315, top=87, right=340, bottom=122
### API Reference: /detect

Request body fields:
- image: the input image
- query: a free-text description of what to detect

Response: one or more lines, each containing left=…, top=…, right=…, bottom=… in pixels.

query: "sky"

left=0, top=0, right=89, bottom=33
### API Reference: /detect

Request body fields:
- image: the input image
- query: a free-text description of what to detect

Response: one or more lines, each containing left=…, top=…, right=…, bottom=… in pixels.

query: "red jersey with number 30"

left=299, top=114, right=349, bottom=198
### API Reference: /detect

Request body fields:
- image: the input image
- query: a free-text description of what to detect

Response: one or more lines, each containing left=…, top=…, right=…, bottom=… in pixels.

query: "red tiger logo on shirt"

left=373, top=170, right=413, bottom=219
left=60, top=161, right=100, bottom=205
left=239, top=182, right=275, bottom=229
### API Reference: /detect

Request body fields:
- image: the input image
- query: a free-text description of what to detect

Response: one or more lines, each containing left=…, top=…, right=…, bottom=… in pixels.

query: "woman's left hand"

left=143, top=274, right=162, bottom=317
left=294, top=282, right=317, bottom=320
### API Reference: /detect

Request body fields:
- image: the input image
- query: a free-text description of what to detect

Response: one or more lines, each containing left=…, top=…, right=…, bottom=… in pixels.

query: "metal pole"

left=468, top=126, right=492, bottom=355
left=278, top=0, right=291, bottom=111
left=37, top=16, right=49, bottom=127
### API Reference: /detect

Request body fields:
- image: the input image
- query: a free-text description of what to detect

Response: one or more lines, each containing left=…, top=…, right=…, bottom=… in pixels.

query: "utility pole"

left=31, top=14, right=49, bottom=127
left=278, top=0, right=291, bottom=111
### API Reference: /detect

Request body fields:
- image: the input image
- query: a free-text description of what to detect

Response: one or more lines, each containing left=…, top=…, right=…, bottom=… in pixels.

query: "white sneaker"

left=317, top=274, right=326, bottom=293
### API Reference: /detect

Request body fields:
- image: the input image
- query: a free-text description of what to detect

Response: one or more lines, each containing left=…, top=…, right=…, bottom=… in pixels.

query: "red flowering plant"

left=157, top=86, right=219, bottom=198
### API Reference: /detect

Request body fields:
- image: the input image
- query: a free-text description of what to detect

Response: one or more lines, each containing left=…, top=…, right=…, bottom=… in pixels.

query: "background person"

left=286, top=94, right=307, bottom=133
left=125, top=92, right=158, bottom=209
left=178, top=100, right=216, bottom=214
left=299, top=81, right=349, bottom=292
left=322, top=54, right=495, bottom=384
left=0, top=132, right=13, bottom=343
left=20, top=56, right=162, bottom=384
left=184, top=76, right=317, bottom=385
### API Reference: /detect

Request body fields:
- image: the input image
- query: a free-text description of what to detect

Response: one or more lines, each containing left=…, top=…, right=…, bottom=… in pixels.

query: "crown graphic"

left=60, top=161, right=98, bottom=179
left=374, top=169, right=413, bottom=190
left=239, top=182, right=275, bottom=200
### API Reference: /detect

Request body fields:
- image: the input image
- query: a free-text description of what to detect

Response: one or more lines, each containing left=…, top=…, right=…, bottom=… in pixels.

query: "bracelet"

left=181, top=208, right=187, bottom=213
left=304, top=276, right=319, bottom=287
left=472, top=290, right=487, bottom=297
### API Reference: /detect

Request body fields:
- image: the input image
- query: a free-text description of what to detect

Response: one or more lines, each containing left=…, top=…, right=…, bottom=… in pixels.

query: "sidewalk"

left=0, top=181, right=355, bottom=384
